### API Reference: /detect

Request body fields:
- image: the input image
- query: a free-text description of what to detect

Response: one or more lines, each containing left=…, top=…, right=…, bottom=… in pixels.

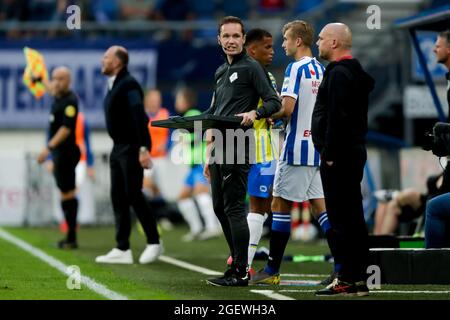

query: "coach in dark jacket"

left=312, top=23, right=374, bottom=296
left=95, top=45, right=162, bottom=265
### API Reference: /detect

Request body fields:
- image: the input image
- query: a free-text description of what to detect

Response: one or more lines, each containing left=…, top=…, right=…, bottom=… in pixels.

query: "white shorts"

left=272, top=160, right=324, bottom=202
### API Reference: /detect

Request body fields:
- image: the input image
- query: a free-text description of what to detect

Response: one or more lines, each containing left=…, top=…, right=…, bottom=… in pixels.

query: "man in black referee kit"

left=37, top=66, right=80, bottom=249
left=203, top=16, right=281, bottom=286
left=95, top=45, right=162, bottom=265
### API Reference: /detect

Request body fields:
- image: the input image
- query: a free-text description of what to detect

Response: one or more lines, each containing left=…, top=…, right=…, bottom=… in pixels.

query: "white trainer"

left=197, top=228, right=222, bottom=241
left=181, top=232, right=200, bottom=242
left=139, top=243, right=163, bottom=264
left=95, top=248, right=133, bottom=264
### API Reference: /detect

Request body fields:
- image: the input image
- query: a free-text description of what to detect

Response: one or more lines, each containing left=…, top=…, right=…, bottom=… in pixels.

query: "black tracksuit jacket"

left=204, top=50, right=280, bottom=120
left=312, top=58, right=374, bottom=161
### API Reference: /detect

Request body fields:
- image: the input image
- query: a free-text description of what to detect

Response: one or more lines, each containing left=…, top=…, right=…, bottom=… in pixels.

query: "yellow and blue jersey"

left=253, top=71, right=278, bottom=163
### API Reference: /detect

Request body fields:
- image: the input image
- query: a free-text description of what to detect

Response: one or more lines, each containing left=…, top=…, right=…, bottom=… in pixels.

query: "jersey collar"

left=335, top=55, right=353, bottom=62
left=225, top=50, right=246, bottom=65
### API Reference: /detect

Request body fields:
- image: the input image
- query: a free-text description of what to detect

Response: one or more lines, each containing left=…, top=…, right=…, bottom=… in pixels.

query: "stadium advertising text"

left=0, top=47, right=156, bottom=128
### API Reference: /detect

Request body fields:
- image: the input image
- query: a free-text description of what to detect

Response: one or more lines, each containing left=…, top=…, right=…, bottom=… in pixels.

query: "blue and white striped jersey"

left=280, top=56, right=324, bottom=166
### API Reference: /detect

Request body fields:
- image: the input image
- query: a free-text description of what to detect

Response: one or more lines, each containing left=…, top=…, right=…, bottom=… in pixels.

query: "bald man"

left=95, top=46, right=162, bottom=265
left=37, top=67, right=81, bottom=249
left=311, top=23, right=374, bottom=296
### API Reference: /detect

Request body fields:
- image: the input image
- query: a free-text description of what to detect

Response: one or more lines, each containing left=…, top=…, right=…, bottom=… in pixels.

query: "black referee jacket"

left=204, top=50, right=280, bottom=119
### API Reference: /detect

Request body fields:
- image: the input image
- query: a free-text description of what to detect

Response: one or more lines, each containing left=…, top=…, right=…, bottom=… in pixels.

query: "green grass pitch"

left=1, top=225, right=450, bottom=300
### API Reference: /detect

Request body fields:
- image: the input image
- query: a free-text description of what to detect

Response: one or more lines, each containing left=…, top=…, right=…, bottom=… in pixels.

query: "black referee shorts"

left=52, top=148, right=80, bottom=193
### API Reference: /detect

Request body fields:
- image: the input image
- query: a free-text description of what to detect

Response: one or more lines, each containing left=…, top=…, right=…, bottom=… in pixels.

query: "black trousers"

left=209, top=163, right=250, bottom=268
left=320, top=146, right=369, bottom=283
left=110, top=144, right=159, bottom=250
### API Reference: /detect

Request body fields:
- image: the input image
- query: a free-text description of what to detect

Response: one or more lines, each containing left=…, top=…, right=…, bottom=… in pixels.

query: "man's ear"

left=243, top=34, right=246, bottom=46
left=217, top=35, right=221, bottom=46
left=331, top=39, right=338, bottom=49
left=246, top=44, right=253, bottom=56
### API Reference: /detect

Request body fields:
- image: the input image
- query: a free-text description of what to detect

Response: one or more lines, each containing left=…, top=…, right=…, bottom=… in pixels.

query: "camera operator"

left=424, top=30, right=450, bottom=248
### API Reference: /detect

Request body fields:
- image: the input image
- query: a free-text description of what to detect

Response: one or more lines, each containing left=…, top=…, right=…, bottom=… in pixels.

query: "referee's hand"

left=236, top=110, right=257, bottom=126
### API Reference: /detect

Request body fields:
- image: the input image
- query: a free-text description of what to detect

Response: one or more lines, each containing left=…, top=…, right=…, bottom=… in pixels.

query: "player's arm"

left=270, top=63, right=298, bottom=120
left=270, top=96, right=296, bottom=119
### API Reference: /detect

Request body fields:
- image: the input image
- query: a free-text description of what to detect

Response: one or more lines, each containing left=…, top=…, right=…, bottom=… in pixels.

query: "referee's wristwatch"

left=255, top=110, right=263, bottom=120
left=139, top=146, right=149, bottom=154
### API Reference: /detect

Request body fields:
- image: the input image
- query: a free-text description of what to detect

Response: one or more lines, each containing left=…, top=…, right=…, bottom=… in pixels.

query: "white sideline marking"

left=281, top=273, right=327, bottom=277
left=280, top=290, right=450, bottom=294
left=250, top=290, right=295, bottom=300
left=0, top=228, right=128, bottom=300
left=159, top=255, right=222, bottom=276
left=159, top=256, right=300, bottom=300
left=280, top=280, right=321, bottom=286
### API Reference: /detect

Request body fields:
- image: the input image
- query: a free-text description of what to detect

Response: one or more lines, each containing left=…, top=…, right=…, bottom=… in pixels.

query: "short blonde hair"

left=282, top=20, right=314, bottom=47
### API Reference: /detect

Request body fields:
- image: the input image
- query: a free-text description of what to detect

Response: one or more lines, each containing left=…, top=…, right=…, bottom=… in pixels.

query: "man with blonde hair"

left=250, top=20, right=330, bottom=285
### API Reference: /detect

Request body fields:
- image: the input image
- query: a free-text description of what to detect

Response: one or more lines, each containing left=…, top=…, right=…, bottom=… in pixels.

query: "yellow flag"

left=22, top=47, right=48, bottom=99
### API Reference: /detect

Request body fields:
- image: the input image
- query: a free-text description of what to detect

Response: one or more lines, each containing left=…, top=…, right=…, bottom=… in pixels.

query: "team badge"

left=229, top=72, right=238, bottom=83
left=65, top=105, right=76, bottom=118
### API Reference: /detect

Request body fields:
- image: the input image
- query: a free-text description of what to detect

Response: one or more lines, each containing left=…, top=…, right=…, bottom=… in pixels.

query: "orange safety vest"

left=76, top=112, right=87, bottom=162
left=148, top=108, right=170, bottom=158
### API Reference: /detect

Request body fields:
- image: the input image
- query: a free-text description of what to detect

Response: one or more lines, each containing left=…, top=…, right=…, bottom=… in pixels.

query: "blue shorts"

left=185, top=165, right=208, bottom=188
left=247, top=160, right=276, bottom=198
